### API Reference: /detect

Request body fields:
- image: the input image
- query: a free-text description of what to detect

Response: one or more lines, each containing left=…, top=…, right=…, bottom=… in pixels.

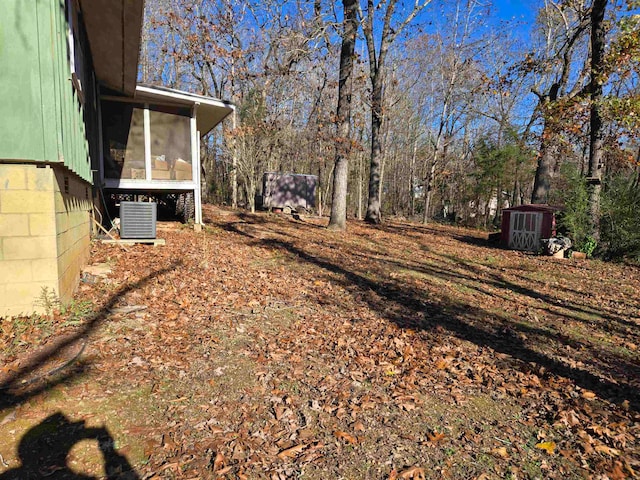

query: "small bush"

left=600, top=173, right=640, bottom=260
left=552, top=164, right=594, bottom=253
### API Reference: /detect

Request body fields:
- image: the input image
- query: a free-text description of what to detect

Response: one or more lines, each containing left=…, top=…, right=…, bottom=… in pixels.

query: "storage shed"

left=262, top=173, right=317, bottom=212
left=500, top=205, right=559, bottom=251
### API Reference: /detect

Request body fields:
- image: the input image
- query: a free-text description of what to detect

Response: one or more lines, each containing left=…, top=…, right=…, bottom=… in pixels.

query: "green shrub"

left=600, top=173, right=640, bottom=260
left=552, top=164, right=594, bottom=253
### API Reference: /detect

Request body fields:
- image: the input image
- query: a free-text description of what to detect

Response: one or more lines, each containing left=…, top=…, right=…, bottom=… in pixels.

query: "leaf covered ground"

left=1, top=206, right=639, bottom=479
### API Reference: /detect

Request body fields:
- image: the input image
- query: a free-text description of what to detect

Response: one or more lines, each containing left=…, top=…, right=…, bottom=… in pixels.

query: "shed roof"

left=503, top=204, right=560, bottom=213
left=135, top=85, right=235, bottom=136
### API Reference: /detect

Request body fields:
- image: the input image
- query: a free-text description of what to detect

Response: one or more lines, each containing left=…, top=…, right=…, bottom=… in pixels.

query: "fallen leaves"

left=535, top=441, right=557, bottom=455
left=4, top=206, right=638, bottom=479
left=491, top=446, right=510, bottom=459
left=595, top=444, right=621, bottom=457
left=389, top=466, right=426, bottom=480
left=426, top=430, right=446, bottom=444
left=334, top=430, right=358, bottom=445
left=277, top=444, right=306, bottom=459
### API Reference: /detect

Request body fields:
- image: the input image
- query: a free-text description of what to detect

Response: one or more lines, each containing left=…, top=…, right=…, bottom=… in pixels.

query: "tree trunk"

left=422, top=155, right=437, bottom=224
left=365, top=78, right=384, bottom=224
left=410, top=138, right=417, bottom=217
left=328, top=0, right=358, bottom=230
left=317, top=163, right=323, bottom=217
left=358, top=152, right=363, bottom=220
left=248, top=176, right=256, bottom=213
left=531, top=131, right=556, bottom=204
left=587, top=0, right=607, bottom=242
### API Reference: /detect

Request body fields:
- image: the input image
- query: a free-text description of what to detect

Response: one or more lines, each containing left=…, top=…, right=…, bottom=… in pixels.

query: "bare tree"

left=358, top=0, right=432, bottom=224
left=328, top=0, right=359, bottom=230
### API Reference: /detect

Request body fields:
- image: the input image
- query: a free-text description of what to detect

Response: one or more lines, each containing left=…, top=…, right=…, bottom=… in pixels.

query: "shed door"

left=509, top=212, right=543, bottom=251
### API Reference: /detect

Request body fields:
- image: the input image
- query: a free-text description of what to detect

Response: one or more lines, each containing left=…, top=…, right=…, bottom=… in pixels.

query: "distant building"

left=262, top=173, right=317, bottom=212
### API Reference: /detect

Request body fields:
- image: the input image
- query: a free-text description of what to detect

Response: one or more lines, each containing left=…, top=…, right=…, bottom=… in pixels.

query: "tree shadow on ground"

left=373, top=250, right=640, bottom=335
left=222, top=218, right=639, bottom=411
left=0, top=262, right=181, bottom=410
left=0, top=412, right=138, bottom=479
left=278, top=239, right=639, bottom=408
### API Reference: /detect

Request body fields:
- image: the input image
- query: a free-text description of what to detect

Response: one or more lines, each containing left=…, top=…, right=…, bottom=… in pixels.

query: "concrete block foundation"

left=0, top=164, right=91, bottom=317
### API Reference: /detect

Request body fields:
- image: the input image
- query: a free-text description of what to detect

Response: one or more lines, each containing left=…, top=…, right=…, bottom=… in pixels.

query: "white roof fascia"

left=134, top=85, right=235, bottom=136
left=135, top=86, right=234, bottom=111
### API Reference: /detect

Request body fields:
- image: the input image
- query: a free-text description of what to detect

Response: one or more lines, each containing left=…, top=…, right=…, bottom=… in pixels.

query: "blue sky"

left=492, top=0, right=536, bottom=21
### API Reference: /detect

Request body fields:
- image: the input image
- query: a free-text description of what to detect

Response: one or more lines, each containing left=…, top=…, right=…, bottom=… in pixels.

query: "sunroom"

left=99, top=84, right=234, bottom=225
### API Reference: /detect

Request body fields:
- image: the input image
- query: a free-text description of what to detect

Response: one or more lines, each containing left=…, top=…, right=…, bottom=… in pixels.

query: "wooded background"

left=139, top=0, right=640, bottom=258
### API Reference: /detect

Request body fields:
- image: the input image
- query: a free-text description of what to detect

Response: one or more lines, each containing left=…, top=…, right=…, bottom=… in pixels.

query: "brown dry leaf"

left=535, top=441, right=556, bottom=455
left=216, top=465, right=233, bottom=476
left=582, top=391, right=597, bottom=400
left=213, top=451, right=225, bottom=471
left=608, top=461, right=627, bottom=480
left=435, top=359, right=448, bottom=370
left=595, top=445, right=621, bottom=457
left=353, top=421, right=366, bottom=432
left=274, top=404, right=285, bottom=420
left=388, top=469, right=398, bottom=480
left=277, top=444, right=306, bottom=459
left=334, top=430, right=359, bottom=445
left=491, top=446, right=510, bottom=459
left=427, top=431, right=445, bottom=444
left=398, top=466, right=426, bottom=479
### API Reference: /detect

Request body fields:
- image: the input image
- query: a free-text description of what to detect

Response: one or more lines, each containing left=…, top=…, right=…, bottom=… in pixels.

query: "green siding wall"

left=0, top=0, right=93, bottom=183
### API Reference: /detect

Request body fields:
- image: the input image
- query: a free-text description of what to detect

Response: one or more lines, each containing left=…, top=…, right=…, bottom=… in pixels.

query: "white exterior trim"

left=104, top=179, right=197, bottom=190
left=191, top=104, right=202, bottom=224
left=136, top=85, right=233, bottom=111
left=509, top=212, right=543, bottom=251
left=196, top=129, right=202, bottom=224
left=143, top=105, right=152, bottom=181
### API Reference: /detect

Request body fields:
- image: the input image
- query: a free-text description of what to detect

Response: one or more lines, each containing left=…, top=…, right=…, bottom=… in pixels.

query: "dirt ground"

left=1, top=205, right=639, bottom=479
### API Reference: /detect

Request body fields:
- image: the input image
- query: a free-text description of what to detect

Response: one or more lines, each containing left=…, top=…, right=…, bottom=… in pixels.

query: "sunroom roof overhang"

left=80, top=0, right=144, bottom=96
left=134, top=85, right=235, bottom=135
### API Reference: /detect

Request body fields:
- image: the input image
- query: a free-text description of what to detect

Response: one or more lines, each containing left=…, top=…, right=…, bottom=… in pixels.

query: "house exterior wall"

left=0, top=0, right=95, bottom=317
left=0, top=0, right=94, bottom=182
left=0, top=165, right=91, bottom=317
left=1, top=165, right=59, bottom=317
left=53, top=168, right=92, bottom=303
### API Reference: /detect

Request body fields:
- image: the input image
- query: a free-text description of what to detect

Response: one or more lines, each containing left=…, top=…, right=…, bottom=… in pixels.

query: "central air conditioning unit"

left=119, top=201, right=157, bottom=239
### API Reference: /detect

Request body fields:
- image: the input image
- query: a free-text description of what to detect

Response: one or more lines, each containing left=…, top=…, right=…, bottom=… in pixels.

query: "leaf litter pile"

left=1, top=205, right=639, bottom=479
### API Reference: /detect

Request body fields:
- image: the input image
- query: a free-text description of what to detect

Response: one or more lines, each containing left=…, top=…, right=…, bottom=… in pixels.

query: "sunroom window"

left=149, top=108, right=192, bottom=181
left=101, top=101, right=192, bottom=182
left=102, top=102, right=145, bottom=180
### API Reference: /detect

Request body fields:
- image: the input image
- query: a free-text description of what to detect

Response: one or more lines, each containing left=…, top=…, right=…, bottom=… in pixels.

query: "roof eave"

left=134, top=85, right=236, bottom=135
left=80, top=0, right=144, bottom=96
